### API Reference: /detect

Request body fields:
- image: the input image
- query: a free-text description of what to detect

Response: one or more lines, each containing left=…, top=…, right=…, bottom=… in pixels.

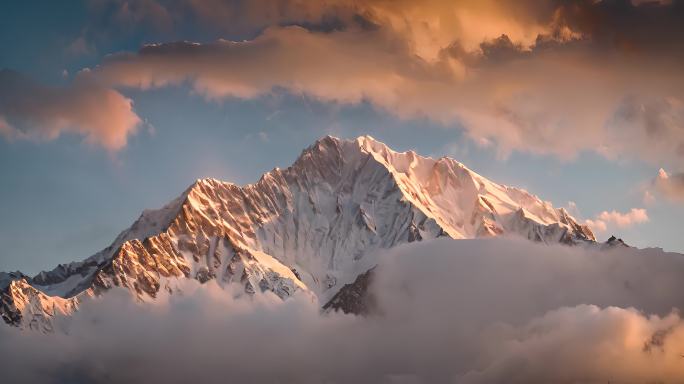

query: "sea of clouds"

left=2, top=237, right=684, bottom=383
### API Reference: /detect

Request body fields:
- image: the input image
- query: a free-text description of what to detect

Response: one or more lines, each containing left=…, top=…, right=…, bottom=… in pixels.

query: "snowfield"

left=1, top=135, right=597, bottom=330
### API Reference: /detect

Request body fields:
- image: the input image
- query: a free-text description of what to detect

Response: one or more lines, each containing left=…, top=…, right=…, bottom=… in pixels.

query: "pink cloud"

left=654, top=168, right=684, bottom=203
left=91, top=22, right=684, bottom=165
left=0, top=70, right=141, bottom=152
left=586, top=208, right=649, bottom=233
left=6, top=0, right=683, bottom=158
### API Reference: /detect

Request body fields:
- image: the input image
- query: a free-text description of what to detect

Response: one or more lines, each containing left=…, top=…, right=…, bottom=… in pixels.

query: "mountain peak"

left=2, top=135, right=596, bottom=329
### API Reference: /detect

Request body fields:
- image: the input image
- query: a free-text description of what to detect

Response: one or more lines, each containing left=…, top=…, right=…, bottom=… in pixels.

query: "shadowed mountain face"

left=0, top=135, right=595, bottom=330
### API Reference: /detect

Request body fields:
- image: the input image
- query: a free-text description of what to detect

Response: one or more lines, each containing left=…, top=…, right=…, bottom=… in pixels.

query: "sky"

left=1, top=0, right=683, bottom=274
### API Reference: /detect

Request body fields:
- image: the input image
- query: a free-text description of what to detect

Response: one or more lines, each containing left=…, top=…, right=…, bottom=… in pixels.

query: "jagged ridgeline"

left=1, top=135, right=596, bottom=331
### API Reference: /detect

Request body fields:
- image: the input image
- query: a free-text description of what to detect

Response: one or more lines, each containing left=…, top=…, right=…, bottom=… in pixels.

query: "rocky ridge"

left=1, top=135, right=597, bottom=329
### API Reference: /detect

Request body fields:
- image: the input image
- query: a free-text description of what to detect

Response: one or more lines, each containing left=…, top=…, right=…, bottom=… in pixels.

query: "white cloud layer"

left=2, top=238, right=684, bottom=383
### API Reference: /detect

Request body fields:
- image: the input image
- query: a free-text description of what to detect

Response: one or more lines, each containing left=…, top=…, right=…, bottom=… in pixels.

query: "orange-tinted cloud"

left=91, top=20, right=684, bottom=165
left=0, top=70, right=141, bottom=151
left=654, top=169, right=684, bottom=202
left=586, top=208, right=649, bottom=233
left=14, top=0, right=681, bottom=156
left=88, top=0, right=567, bottom=56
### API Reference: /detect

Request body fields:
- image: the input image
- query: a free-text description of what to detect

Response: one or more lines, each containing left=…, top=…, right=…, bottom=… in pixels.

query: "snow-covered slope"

left=1, top=135, right=595, bottom=329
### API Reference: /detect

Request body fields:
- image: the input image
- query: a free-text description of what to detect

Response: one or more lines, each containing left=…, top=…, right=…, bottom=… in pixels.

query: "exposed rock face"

left=603, top=235, right=630, bottom=248
left=1, top=277, right=83, bottom=332
left=323, top=268, right=376, bottom=315
left=1, top=135, right=595, bottom=330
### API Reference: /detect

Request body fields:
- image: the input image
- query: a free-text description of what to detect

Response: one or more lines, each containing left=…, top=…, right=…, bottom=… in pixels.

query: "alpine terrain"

left=1, top=135, right=598, bottom=331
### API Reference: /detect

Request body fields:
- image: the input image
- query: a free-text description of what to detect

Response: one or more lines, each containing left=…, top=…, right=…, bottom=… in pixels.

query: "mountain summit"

left=1, top=135, right=595, bottom=331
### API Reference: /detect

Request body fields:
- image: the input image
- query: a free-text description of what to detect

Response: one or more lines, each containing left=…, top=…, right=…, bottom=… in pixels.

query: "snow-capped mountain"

left=1, top=135, right=596, bottom=330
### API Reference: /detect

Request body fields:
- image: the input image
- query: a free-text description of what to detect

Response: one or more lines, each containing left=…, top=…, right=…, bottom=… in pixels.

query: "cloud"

left=96, top=27, right=425, bottom=105
left=654, top=168, right=684, bottom=202
left=88, top=0, right=684, bottom=59
left=0, top=69, right=141, bottom=151
left=631, top=0, right=673, bottom=5
left=585, top=208, right=649, bottom=232
left=66, top=36, right=96, bottom=57
left=87, top=0, right=564, bottom=54
left=642, top=189, right=656, bottom=205
left=86, top=0, right=684, bottom=165
left=7, top=0, right=684, bottom=160
left=3, top=238, right=684, bottom=382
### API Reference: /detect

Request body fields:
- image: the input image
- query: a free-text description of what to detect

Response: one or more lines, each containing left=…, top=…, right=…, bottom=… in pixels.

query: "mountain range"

left=1, top=135, right=600, bottom=331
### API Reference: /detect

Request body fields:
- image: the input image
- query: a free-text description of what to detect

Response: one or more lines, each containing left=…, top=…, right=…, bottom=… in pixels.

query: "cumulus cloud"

left=2, top=238, right=684, bottom=383
left=87, top=0, right=565, bottom=54
left=96, top=27, right=427, bottom=106
left=81, top=0, right=684, bottom=165
left=94, top=0, right=683, bottom=59
left=94, top=29, right=684, bottom=164
left=5, top=0, right=684, bottom=160
left=585, top=208, right=649, bottom=232
left=0, top=69, right=141, bottom=151
left=654, top=168, right=684, bottom=202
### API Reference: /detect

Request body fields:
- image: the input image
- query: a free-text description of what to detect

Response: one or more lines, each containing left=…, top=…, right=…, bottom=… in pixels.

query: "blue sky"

left=1, top=0, right=683, bottom=274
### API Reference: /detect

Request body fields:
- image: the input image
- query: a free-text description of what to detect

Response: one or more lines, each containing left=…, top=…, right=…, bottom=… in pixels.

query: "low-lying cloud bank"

left=3, top=237, right=684, bottom=383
